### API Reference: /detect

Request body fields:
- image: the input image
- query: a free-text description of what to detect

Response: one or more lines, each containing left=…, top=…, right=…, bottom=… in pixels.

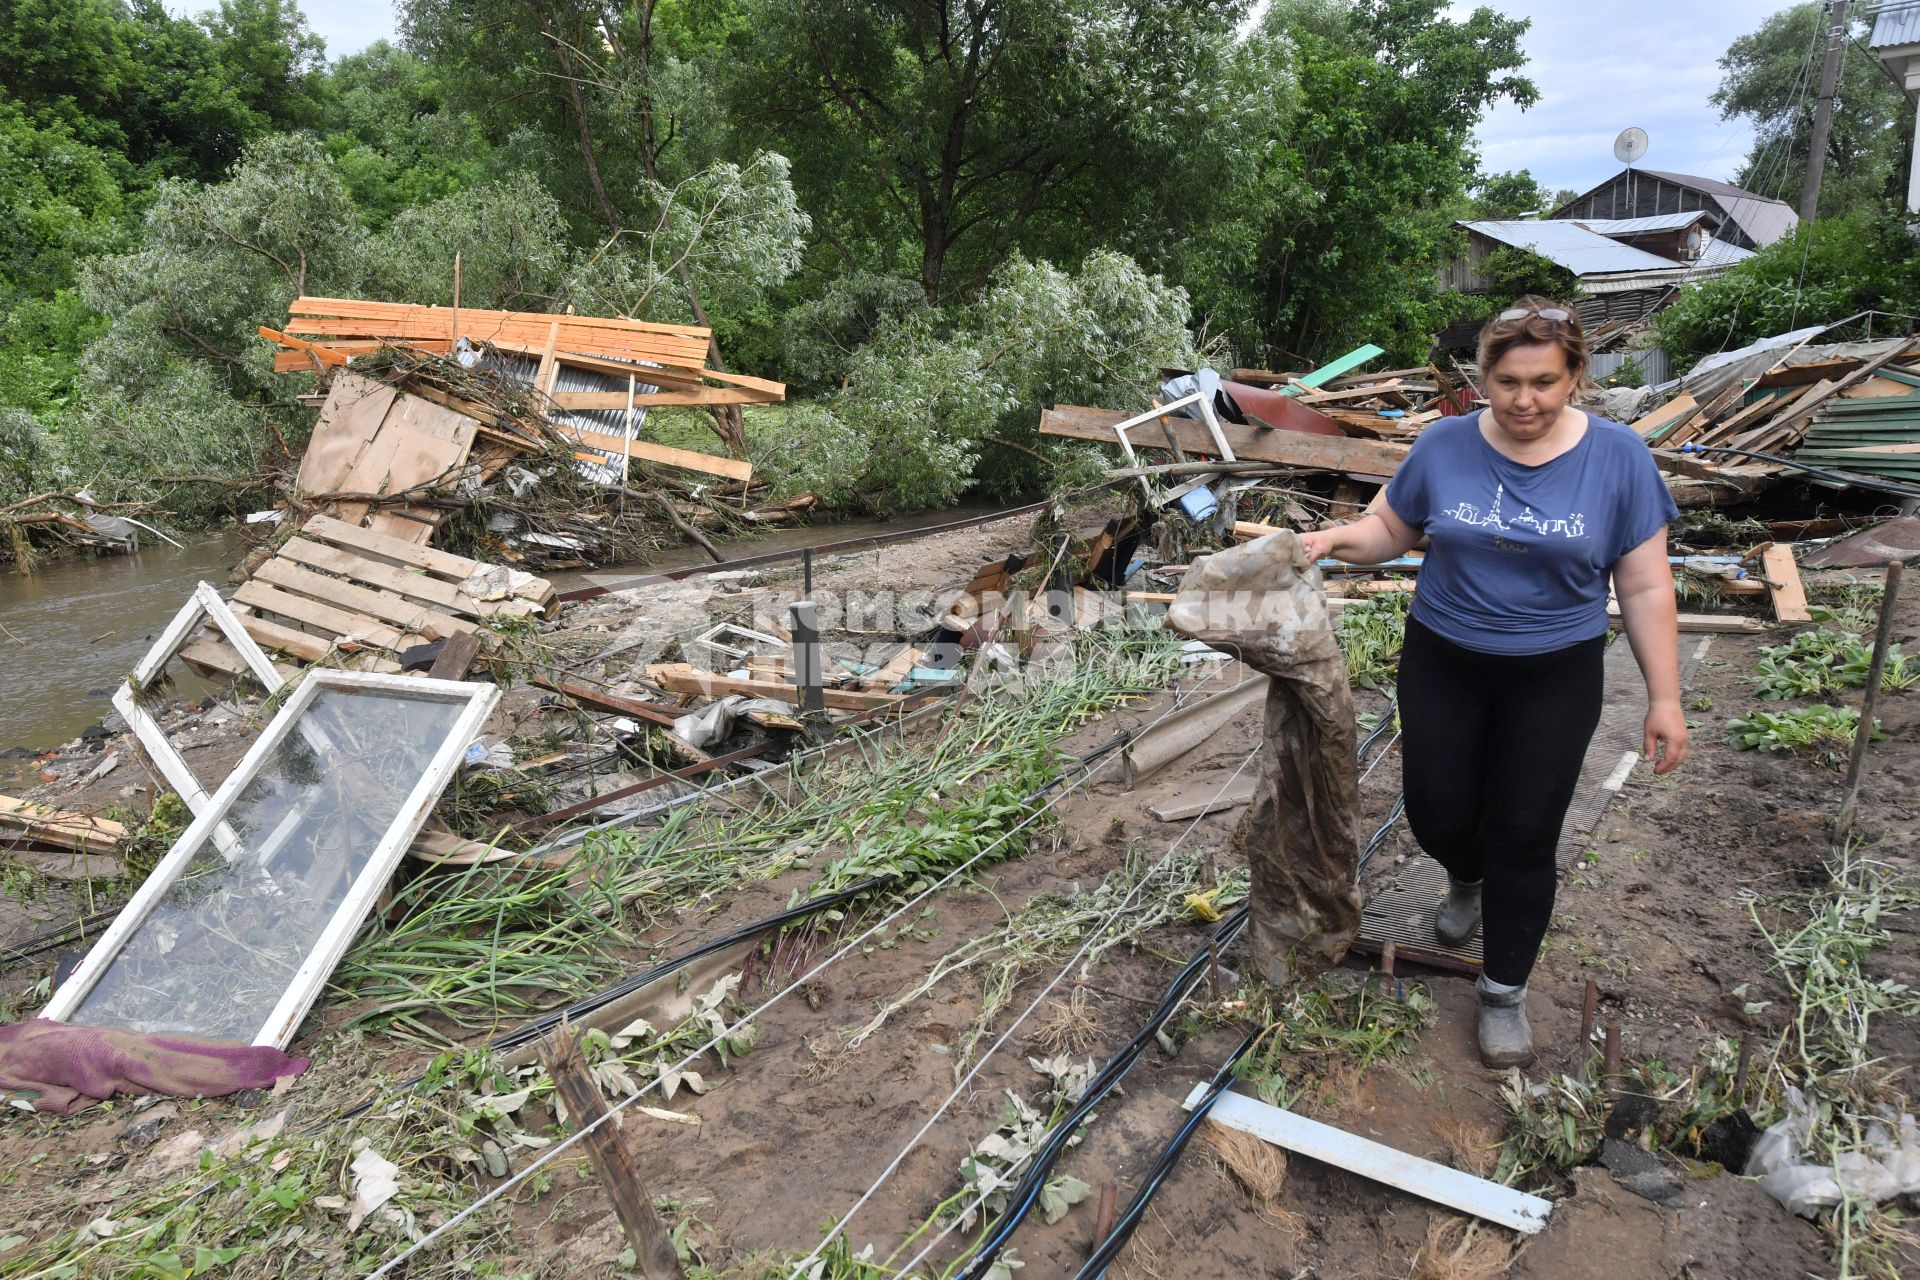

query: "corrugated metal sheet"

left=1573, top=212, right=1708, bottom=235
left=1462, top=220, right=1681, bottom=276
left=1589, top=349, right=1673, bottom=386
left=1871, top=0, right=1920, bottom=49
left=473, top=349, right=660, bottom=485
left=1637, top=170, right=1799, bottom=247
left=1694, top=239, right=1756, bottom=268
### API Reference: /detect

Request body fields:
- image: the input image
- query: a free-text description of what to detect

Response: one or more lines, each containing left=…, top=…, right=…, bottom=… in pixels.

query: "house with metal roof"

left=1547, top=169, right=1799, bottom=250
left=1870, top=0, right=1920, bottom=211
left=1439, top=214, right=1756, bottom=332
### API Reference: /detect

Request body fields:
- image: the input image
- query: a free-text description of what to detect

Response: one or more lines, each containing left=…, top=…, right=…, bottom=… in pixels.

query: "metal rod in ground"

left=1577, top=979, right=1599, bottom=1084
left=790, top=600, right=827, bottom=716
left=1838, top=560, right=1904, bottom=835
left=539, top=1021, right=686, bottom=1279
left=802, top=547, right=813, bottom=597
left=1603, top=1023, right=1622, bottom=1084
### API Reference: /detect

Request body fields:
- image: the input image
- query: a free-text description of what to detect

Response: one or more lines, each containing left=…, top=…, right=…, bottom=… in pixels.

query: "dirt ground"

left=1, top=506, right=1916, bottom=1280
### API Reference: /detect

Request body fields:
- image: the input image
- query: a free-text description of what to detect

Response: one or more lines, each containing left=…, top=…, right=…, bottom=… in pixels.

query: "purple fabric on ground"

left=0, top=1019, right=309, bottom=1115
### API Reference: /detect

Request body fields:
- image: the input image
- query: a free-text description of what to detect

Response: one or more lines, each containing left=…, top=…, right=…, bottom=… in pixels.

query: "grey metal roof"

left=1462, top=220, right=1682, bottom=276
left=1635, top=170, right=1799, bottom=247
left=1871, top=1, right=1920, bottom=49
left=1694, top=239, right=1756, bottom=269
left=472, top=348, right=660, bottom=486
left=1572, top=212, right=1710, bottom=235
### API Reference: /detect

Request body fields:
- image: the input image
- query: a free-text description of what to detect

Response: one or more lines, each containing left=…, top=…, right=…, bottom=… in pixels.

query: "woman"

left=1301, top=299, right=1688, bottom=1068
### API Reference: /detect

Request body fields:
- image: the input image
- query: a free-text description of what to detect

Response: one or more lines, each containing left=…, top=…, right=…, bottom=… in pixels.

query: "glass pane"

left=66, top=686, right=467, bottom=1042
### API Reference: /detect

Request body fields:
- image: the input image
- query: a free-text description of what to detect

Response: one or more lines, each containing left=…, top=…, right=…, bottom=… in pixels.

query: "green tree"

left=1195, top=0, right=1536, bottom=363
left=1713, top=3, right=1911, bottom=217
left=726, top=0, right=1249, bottom=301
left=1472, top=169, right=1552, bottom=219
left=1651, top=211, right=1920, bottom=371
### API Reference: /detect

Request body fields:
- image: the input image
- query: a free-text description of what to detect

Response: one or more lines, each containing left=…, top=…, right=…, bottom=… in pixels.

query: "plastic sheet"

left=1746, top=1086, right=1920, bottom=1217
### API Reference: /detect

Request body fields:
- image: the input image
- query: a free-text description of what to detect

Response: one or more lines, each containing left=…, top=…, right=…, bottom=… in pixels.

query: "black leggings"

left=1398, top=617, right=1606, bottom=986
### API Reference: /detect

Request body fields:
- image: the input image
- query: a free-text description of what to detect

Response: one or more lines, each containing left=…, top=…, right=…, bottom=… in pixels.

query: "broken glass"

left=58, top=680, right=483, bottom=1044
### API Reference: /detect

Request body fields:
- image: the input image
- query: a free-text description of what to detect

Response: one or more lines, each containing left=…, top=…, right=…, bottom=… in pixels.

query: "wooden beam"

left=562, top=427, right=754, bottom=482
left=0, top=797, right=126, bottom=853
left=551, top=386, right=781, bottom=410
left=643, top=663, right=905, bottom=711
left=1759, top=543, right=1812, bottom=623
left=258, top=326, right=351, bottom=368
left=540, top=1023, right=686, bottom=1280
left=530, top=675, right=682, bottom=727
left=1041, top=405, right=1409, bottom=475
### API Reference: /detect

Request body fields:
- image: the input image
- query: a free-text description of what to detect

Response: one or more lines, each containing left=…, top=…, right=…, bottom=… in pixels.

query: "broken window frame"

left=111, top=582, right=287, bottom=860
left=44, top=669, right=500, bottom=1048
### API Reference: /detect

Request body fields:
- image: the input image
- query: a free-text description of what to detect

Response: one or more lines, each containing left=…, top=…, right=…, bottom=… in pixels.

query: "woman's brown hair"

left=1476, top=295, right=1589, bottom=379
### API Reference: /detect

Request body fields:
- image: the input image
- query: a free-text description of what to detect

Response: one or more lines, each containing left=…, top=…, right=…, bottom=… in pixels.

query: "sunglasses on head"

left=1496, top=306, right=1573, bottom=323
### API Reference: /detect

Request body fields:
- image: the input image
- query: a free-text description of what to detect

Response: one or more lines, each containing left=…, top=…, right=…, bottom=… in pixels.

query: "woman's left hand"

left=1644, top=700, right=1689, bottom=774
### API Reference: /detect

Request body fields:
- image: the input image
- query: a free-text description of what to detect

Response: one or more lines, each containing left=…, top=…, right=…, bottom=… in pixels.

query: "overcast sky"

left=292, top=0, right=1778, bottom=197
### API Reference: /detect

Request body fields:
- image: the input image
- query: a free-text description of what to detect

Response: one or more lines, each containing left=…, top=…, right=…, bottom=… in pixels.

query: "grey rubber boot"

left=1434, top=877, right=1483, bottom=946
left=1477, top=982, right=1535, bottom=1069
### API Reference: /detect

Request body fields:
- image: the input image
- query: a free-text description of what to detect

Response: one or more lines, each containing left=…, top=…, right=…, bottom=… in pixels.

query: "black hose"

left=952, top=907, right=1250, bottom=1280
left=1681, top=444, right=1920, bottom=500
left=1074, top=1029, right=1260, bottom=1280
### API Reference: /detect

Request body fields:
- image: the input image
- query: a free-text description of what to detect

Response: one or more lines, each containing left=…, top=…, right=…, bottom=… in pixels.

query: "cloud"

left=1460, top=0, right=1775, bottom=194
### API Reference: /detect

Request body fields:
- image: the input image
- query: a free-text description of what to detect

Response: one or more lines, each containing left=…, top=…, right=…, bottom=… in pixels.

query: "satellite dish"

left=1614, top=127, right=1650, bottom=166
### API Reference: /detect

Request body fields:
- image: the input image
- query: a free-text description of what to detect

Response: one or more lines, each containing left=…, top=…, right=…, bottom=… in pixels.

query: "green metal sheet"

left=1278, top=344, right=1385, bottom=396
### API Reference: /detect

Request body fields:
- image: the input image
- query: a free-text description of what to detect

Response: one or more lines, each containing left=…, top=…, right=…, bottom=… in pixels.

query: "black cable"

left=953, top=907, right=1250, bottom=1280
left=1074, top=1029, right=1261, bottom=1280
left=1681, top=444, right=1920, bottom=501
left=1356, top=794, right=1407, bottom=875
left=1, top=908, right=120, bottom=968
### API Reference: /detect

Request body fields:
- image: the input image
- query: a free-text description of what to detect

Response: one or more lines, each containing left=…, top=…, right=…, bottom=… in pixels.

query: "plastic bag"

left=1746, top=1086, right=1920, bottom=1217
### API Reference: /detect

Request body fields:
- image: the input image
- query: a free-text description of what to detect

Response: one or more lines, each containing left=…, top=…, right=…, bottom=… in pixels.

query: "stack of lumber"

left=1631, top=338, right=1920, bottom=497
left=296, top=372, right=487, bottom=544
left=181, top=514, right=554, bottom=678
left=271, top=297, right=783, bottom=409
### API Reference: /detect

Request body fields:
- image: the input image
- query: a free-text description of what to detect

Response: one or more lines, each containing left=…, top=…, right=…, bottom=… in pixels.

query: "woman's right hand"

left=1299, top=526, right=1342, bottom=563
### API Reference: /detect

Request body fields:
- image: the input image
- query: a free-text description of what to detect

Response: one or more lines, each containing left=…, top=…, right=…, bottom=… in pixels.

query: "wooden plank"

left=1760, top=543, right=1812, bottom=623
left=1630, top=392, right=1697, bottom=442
left=0, top=797, right=127, bottom=852
left=643, top=663, right=905, bottom=711
left=175, top=633, right=299, bottom=684
left=286, top=314, right=708, bottom=367
left=551, top=386, right=780, bottom=409
left=562, top=426, right=755, bottom=482
left=274, top=537, right=491, bottom=629
left=1194, top=1087, right=1552, bottom=1234
left=1294, top=381, right=1406, bottom=407
left=234, top=579, right=417, bottom=651
left=857, top=646, right=925, bottom=691
left=232, top=611, right=400, bottom=668
left=531, top=675, right=682, bottom=727
left=1689, top=390, right=1788, bottom=447
left=293, top=295, right=710, bottom=340
left=427, top=631, right=483, bottom=680
left=300, top=513, right=481, bottom=580
left=258, top=326, right=350, bottom=368
left=1041, top=405, right=1409, bottom=475
left=1605, top=607, right=1766, bottom=634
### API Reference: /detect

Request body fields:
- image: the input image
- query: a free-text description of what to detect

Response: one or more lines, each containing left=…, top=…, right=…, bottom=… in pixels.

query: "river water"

left=0, top=505, right=1014, bottom=756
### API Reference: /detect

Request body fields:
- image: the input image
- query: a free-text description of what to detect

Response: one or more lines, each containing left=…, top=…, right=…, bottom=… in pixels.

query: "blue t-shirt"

left=1383, top=413, right=1679, bottom=655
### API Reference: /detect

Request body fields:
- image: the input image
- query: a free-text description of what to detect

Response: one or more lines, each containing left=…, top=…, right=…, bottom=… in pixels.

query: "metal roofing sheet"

left=1694, top=239, right=1756, bottom=268
left=1573, top=212, right=1709, bottom=235
left=1872, top=1, right=1920, bottom=49
left=473, top=349, right=660, bottom=485
left=1462, top=220, right=1681, bottom=276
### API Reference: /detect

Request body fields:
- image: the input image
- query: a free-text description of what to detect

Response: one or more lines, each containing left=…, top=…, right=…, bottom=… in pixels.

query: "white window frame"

left=45, top=669, right=500, bottom=1048
left=112, top=582, right=287, bottom=860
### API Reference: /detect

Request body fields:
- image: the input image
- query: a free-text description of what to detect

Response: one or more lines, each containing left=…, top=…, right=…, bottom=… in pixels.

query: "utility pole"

left=1799, top=0, right=1850, bottom=224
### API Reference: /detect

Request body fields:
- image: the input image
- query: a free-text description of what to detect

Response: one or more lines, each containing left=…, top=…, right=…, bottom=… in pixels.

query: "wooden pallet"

left=181, top=515, right=554, bottom=678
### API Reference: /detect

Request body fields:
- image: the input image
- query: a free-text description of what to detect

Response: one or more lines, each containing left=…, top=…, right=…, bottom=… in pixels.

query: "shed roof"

left=1870, top=1, right=1920, bottom=49
left=1632, top=170, right=1799, bottom=247
left=1462, top=220, right=1681, bottom=276
left=1572, top=212, right=1712, bottom=235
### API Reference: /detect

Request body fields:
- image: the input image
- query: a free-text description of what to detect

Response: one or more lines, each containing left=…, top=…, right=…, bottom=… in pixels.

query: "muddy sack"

left=1165, top=530, right=1362, bottom=982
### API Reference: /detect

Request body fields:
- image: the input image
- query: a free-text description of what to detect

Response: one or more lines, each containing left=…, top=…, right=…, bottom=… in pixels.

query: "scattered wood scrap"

left=0, top=796, right=126, bottom=854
